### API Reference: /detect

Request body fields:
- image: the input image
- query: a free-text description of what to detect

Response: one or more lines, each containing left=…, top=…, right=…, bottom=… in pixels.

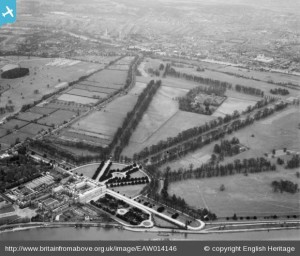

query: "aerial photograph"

left=0, top=0, right=299, bottom=244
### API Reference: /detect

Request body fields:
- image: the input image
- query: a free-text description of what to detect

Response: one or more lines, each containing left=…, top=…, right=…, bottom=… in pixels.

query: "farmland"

left=168, top=166, right=300, bottom=218
left=0, top=56, right=103, bottom=120
left=57, top=94, right=99, bottom=105
left=19, top=123, right=49, bottom=136
left=37, top=110, right=76, bottom=127
left=87, top=70, right=128, bottom=89
left=63, top=82, right=147, bottom=147
left=65, top=88, right=108, bottom=99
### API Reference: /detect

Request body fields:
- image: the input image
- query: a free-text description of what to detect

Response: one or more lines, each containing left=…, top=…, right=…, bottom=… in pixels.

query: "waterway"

left=1, top=227, right=299, bottom=241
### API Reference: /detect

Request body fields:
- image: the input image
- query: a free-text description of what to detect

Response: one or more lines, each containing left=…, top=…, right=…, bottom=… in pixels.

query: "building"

left=67, top=181, right=106, bottom=203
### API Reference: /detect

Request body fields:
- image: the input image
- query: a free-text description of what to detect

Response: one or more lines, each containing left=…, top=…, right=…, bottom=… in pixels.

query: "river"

left=1, top=227, right=299, bottom=241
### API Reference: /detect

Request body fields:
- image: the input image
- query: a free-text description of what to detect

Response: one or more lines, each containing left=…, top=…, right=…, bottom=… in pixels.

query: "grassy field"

left=0, top=56, right=102, bottom=119
left=29, top=106, right=57, bottom=115
left=159, top=106, right=300, bottom=172
left=169, top=167, right=300, bottom=218
left=57, top=94, right=99, bottom=105
left=216, top=65, right=300, bottom=86
left=19, top=123, right=49, bottom=135
left=172, top=66, right=300, bottom=98
left=66, top=88, right=108, bottom=99
left=73, top=163, right=99, bottom=178
left=87, top=69, right=128, bottom=88
left=2, top=119, right=29, bottom=130
left=59, top=130, right=110, bottom=147
left=42, top=100, right=90, bottom=113
left=221, top=106, right=300, bottom=163
left=0, top=131, right=33, bottom=148
left=213, top=96, right=258, bottom=117
left=73, top=55, right=120, bottom=65
left=52, top=142, right=100, bottom=158
left=37, top=110, right=76, bottom=127
left=15, top=112, right=43, bottom=122
left=122, top=78, right=217, bottom=157
left=75, top=83, right=116, bottom=94
left=110, top=184, right=146, bottom=198
left=68, top=82, right=145, bottom=146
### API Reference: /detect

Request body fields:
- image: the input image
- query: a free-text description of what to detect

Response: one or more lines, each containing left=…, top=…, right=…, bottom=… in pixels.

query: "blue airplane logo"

left=0, top=0, right=16, bottom=28
left=2, top=6, right=14, bottom=18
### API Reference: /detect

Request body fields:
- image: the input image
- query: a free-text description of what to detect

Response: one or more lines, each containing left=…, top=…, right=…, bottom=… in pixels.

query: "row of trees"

left=124, top=55, right=139, bottom=90
left=166, top=66, right=232, bottom=90
left=91, top=161, right=105, bottom=180
left=270, top=88, right=289, bottom=95
left=133, top=100, right=287, bottom=165
left=30, top=140, right=108, bottom=165
left=206, top=68, right=298, bottom=90
left=164, top=157, right=276, bottom=183
left=108, top=177, right=149, bottom=187
left=235, top=84, right=264, bottom=97
left=111, top=80, right=162, bottom=160
left=99, top=162, right=112, bottom=182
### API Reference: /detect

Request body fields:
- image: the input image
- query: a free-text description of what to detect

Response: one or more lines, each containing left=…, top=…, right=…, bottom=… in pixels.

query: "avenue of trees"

left=166, top=66, right=232, bottom=90
left=165, top=66, right=267, bottom=97
left=111, top=80, right=162, bottom=160
left=163, top=157, right=276, bottom=183
left=91, top=161, right=105, bottom=180
left=235, top=84, right=264, bottom=97
left=270, top=88, right=289, bottom=95
left=133, top=99, right=288, bottom=165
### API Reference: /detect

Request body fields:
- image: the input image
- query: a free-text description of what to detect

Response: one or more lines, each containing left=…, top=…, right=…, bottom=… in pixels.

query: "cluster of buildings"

left=4, top=168, right=106, bottom=215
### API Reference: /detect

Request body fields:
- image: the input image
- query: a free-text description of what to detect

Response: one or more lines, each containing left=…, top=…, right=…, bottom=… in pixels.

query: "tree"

left=210, top=154, right=217, bottom=163
left=233, top=213, right=238, bottom=220
left=214, top=144, right=221, bottom=154
left=219, top=184, right=225, bottom=191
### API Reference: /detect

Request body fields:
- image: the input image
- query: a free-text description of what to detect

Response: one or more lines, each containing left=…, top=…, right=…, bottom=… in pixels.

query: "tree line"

left=164, top=157, right=276, bottom=183
left=235, top=84, right=264, bottom=97
left=166, top=66, right=232, bottom=90
left=132, top=99, right=287, bottom=165
left=270, top=88, right=289, bottom=95
left=91, top=161, right=105, bottom=180
left=111, top=80, right=162, bottom=160
left=30, top=140, right=108, bottom=165
left=166, top=66, right=267, bottom=97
